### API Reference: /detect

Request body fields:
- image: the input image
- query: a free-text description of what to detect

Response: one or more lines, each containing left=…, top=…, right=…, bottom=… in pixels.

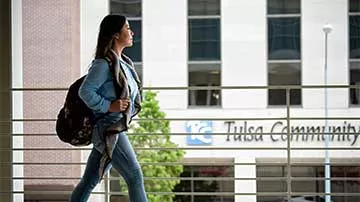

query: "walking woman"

left=70, top=14, right=148, bottom=202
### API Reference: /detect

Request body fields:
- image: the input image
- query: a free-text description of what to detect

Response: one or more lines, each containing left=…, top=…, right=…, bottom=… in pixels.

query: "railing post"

left=0, top=0, right=13, bottom=201
left=285, top=88, right=291, bottom=202
left=105, top=172, right=110, bottom=202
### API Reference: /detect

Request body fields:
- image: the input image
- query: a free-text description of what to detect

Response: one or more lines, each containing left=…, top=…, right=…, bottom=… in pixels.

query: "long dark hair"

left=95, top=14, right=126, bottom=59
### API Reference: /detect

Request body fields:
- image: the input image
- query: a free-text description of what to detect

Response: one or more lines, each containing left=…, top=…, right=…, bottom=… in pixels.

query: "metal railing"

left=2, top=85, right=360, bottom=202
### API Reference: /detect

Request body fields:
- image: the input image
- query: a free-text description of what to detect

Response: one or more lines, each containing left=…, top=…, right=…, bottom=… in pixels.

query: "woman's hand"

left=108, top=98, right=130, bottom=112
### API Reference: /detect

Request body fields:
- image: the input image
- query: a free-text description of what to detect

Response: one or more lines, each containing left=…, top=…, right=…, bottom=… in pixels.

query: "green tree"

left=121, top=91, right=185, bottom=202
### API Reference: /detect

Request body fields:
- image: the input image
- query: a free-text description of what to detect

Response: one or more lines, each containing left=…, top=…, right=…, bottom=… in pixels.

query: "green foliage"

left=122, top=91, right=185, bottom=202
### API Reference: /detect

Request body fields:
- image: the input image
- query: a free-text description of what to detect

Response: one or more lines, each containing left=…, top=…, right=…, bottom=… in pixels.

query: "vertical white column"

left=235, top=156, right=256, bottom=202
left=80, top=1, right=109, bottom=201
left=11, top=0, right=24, bottom=201
left=142, top=0, right=187, bottom=109
left=80, top=0, right=109, bottom=74
left=221, top=0, right=267, bottom=109
left=302, top=0, right=348, bottom=108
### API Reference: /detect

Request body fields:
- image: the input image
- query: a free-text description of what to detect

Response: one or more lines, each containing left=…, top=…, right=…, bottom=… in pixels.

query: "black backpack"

left=56, top=76, right=94, bottom=146
left=56, top=59, right=119, bottom=146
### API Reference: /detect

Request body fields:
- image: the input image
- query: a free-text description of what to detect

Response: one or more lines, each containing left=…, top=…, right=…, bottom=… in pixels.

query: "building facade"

left=10, top=0, right=360, bottom=202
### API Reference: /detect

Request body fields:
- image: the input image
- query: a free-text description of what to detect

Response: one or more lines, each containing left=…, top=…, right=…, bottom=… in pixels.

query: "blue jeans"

left=70, top=133, right=148, bottom=202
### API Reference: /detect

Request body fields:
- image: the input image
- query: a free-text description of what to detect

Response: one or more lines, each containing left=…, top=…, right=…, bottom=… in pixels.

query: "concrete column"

left=0, top=0, right=13, bottom=201
left=80, top=2, right=108, bottom=201
left=235, top=156, right=256, bottom=202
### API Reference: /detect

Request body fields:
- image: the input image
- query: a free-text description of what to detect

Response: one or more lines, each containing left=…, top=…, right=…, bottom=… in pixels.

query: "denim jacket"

left=79, top=53, right=142, bottom=179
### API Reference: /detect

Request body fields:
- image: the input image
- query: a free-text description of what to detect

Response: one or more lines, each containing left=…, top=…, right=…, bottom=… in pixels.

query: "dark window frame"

left=173, top=165, right=235, bottom=202
left=267, top=0, right=302, bottom=107
left=257, top=164, right=360, bottom=202
left=110, top=0, right=142, bottom=17
left=110, top=0, right=143, bottom=83
left=267, top=0, right=301, bottom=15
left=188, top=0, right=220, bottom=16
left=349, top=0, right=360, bottom=106
left=188, top=18, right=221, bottom=61
left=188, top=0, right=222, bottom=107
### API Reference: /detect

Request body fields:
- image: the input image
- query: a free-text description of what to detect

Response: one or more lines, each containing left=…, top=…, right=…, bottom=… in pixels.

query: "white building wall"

left=80, top=1, right=360, bottom=201
left=222, top=0, right=267, bottom=109
left=235, top=157, right=256, bottom=202
left=143, top=0, right=188, bottom=109
left=302, top=0, right=348, bottom=109
left=80, top=0, right=109, bottom=74
left=155, top=1, right=359, bottom=201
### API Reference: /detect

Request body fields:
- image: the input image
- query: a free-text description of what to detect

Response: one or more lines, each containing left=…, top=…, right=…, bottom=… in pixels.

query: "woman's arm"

left=78, top=59, right=111, bottom=113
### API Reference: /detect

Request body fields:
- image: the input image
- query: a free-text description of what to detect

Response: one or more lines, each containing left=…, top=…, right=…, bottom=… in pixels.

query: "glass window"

left=173, top=165, right=234, bottom=202
left=268, top=17, right=301, bottom=60
left=188, top=63, right=221, bottom=106
left=134, top=63, right=143, bottom=82
left=350, top=62, right=360, bottom=105
left=268, top=63, right=301, bottom=105
left=256, top=166, right=287, bottom=195
left=110, top=0, right=142, bottom=17
left=188, top=1, right=221, bottom=108
left=188, top=0, right=220, bottom=16
left=124, top=20, right=142, bottom=62
left=257, top=165, right=360, bottom=202
left=350, top=0, right=360, bottom=12
left=189, top=19, right=220, bottom=61
left=110, top=1, right=142, bottom=62
left=267, top=0, right=301, bottom=14
left=349, top=16, right=360, bottom=59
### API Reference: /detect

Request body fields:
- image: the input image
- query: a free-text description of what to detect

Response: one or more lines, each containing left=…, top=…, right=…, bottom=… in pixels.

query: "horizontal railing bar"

left=8, top=84, right=359, bottom=92
left=7, top=176, right=360, bottom=181
left=4, top=147, right=360, bottom=151
left=6, top=162, right=360, bottom=166
left=4, top=191, right=360, bottom=197
left=4, top=132, right=360, bottom=137
left=0, top=147, right=309, bottom=151
left=9, top=117, right=287, bottom=122
left=5, top=148, right=287, bottom=151
left=4, top=116, right=360, bottom=123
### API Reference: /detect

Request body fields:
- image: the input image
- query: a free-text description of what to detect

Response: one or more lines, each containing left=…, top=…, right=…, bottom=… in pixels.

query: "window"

left=110, top=0, right=143, bottom=81
left=173, top=165, right=234, bottom=202
left=188, top=63, right=221, bottom=106
left=257, top=164, right=360, bottom=202
left=267, top=0, right=301, bottom=14
left=268, top=62, right=301, bottom=105
left=349, top=0, right=360, bottom=105
left=350, top=0, right=360, bottom=13
left=268, top=18, right=301, bottom=60
left=267, top=0, right=301, bottom=106
left=110, top=0, right=141, bottom=17
left=188, top=0, right=220, bottom=16
left=188, top=0, right=221, bottom=107
left=124, top=19, right=142, bottom=62
left=189, top=19, right=220, bottom=61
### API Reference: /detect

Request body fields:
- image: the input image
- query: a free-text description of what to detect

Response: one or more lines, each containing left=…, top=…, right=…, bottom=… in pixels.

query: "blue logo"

left=186, top=121, right=213, bottom=145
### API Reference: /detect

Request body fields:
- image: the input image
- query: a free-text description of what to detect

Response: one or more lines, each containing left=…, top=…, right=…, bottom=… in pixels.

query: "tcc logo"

left=186, top=121, right=213, bottom=145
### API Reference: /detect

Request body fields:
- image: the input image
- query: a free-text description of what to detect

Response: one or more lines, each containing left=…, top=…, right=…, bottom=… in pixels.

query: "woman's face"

left=115, top=20, right=134, bottom=47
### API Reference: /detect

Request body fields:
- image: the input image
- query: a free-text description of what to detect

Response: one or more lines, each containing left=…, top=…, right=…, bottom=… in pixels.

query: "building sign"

left=186, top=121, right=213, bottom=145
left=225, top=121, right=360, bottom=146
